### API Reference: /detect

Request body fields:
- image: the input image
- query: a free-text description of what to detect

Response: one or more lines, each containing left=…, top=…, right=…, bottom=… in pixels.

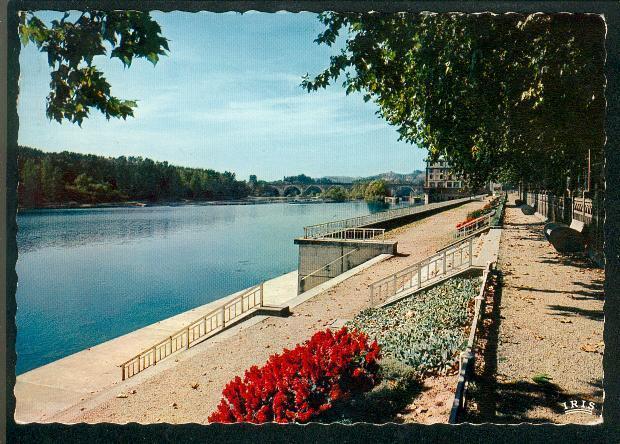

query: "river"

left=15, top=200, right=406, bottom=374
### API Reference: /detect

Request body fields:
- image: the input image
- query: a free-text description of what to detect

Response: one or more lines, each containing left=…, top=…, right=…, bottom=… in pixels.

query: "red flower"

left=207, top=327, right=381, bottom=424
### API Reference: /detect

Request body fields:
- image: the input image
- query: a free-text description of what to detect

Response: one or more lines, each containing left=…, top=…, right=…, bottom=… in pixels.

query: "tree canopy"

left=322, top=186, right=348, bottom=201
left=18, top=10, right=168, bottom=125
left=303, top=13, right=605, bottom=194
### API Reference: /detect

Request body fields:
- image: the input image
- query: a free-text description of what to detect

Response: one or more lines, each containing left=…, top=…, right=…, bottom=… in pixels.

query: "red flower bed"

left=456, top=199, right=499, bottom=228
left=208, top=327, right=381, bottom=423
left=456, top=217, right=476, bottom=229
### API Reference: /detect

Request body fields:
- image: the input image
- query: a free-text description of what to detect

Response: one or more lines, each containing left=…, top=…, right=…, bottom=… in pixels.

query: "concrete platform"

left=295, top=237, right=397, bottom=293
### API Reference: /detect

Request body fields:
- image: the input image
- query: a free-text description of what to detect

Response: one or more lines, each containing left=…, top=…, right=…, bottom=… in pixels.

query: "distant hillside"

left=364, top=170, right=425, bottom=184
left=321, top=170, right=425, bottom=184
left=320, top=175, right=359, bottom=183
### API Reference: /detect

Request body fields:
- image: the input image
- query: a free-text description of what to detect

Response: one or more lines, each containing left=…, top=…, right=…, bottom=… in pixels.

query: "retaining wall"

left=361, top=197, right=483, bottom=231
left=294, top=238, right=397, bottom=293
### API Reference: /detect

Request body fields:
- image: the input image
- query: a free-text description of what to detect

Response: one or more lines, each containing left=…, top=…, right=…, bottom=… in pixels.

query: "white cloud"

left=167, top=88, right=387, bottom=138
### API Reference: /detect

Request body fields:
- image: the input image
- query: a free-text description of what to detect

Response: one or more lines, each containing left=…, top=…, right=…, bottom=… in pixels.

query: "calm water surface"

left=16, top=201, right=402, bottom=374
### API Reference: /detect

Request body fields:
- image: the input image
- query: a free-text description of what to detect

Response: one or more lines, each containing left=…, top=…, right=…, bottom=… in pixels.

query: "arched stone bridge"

left=263, top=182, right=423, bottom=197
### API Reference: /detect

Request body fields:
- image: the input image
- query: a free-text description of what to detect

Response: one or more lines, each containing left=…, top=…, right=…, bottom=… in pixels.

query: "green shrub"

left=317, top=357, right=421, bottom=424
left=322, top=186, right=349, bottom=201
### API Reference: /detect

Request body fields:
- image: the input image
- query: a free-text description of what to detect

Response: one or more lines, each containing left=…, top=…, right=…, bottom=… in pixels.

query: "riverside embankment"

left=16, top=200, right=397, bottom=375
left=46, top=198, right=488, bottom=424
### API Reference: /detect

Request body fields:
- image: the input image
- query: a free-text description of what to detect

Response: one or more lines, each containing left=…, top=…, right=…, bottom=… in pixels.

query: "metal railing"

left=320, top=228, right=385, bottom=241
left=454, top=213, right=493, bottom=239
left=369, top=237, right=474, bottom=307
left=303, top=195, right=487, bottom=239
left=120, top=283, right=264, bottom=380
left=573, top=196, right=593, bottom=223
left=525, top=192, right=595, bottom=224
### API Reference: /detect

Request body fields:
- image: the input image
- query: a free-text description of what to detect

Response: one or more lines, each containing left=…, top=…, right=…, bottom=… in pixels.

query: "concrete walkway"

left=468, top=194, right=604, bottom=424
left=473, top=227, right=502, bottom=267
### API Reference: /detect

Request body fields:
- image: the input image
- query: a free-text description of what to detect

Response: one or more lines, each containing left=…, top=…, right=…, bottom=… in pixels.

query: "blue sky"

left=18, top=11, right=427, bottom=181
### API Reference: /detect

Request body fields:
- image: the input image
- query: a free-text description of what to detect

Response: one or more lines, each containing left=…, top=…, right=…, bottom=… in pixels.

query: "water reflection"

left=17, top=206, right=236, bottom=253
left=17, top=201, right=406, bottom=253
left=16, top=200, right=413, bottom=373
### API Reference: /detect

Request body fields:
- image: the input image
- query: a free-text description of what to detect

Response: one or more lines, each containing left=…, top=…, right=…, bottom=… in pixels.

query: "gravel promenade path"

left=469, top=195, right=604, bottom=424
left=57, top=199, right=487, bottom=424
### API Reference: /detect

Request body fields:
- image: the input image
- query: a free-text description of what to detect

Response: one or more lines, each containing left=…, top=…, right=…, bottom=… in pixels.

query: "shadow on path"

left=573, top=279, right=604, bottom=291
left=503, top=221, right=545, bottom=228
left=547, top=304, right=603, bottom=321
left=319, top=362, right=424, bottom=424
left=538, top=256, right=595, bottom=269
left=490, top=379, right=567, bottom=424
left=513, top=285, right=604, bottom=300
left=392, top=252, right=411, bottom=258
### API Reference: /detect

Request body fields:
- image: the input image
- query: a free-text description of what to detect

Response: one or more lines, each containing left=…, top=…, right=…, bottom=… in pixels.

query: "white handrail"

left=120, top=283, right=264, bottom=380
left=369, top=237, right=474, bottom=307
left=454, top=212, right=493, bottom=239
left=319, top=228, right=385, bottom=241
left=304, top=195, right=486, bottom=239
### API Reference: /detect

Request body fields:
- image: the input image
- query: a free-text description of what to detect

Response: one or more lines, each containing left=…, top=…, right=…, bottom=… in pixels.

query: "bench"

left=544, top=220, right=586, bottom=254
left=569, top=219, right=585, bottom=233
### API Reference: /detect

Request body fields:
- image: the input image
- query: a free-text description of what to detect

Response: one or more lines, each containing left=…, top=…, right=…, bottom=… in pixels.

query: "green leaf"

left=532, top=373, right=552, bottom=385
left=28, top=9, right=168, bottom=124
left=146, top=52, right=159, bottom=65
left=19, top=25, right=30, bottom=46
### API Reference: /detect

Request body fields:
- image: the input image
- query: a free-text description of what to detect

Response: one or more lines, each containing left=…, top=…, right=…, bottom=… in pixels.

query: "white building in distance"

left=425, top=159, right=463, bottom=190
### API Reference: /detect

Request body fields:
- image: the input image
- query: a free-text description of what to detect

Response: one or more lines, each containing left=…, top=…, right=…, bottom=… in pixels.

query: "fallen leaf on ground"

left=532, top=373, right=553, bottom=385
left=581, top=343, right=599, bottom=353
